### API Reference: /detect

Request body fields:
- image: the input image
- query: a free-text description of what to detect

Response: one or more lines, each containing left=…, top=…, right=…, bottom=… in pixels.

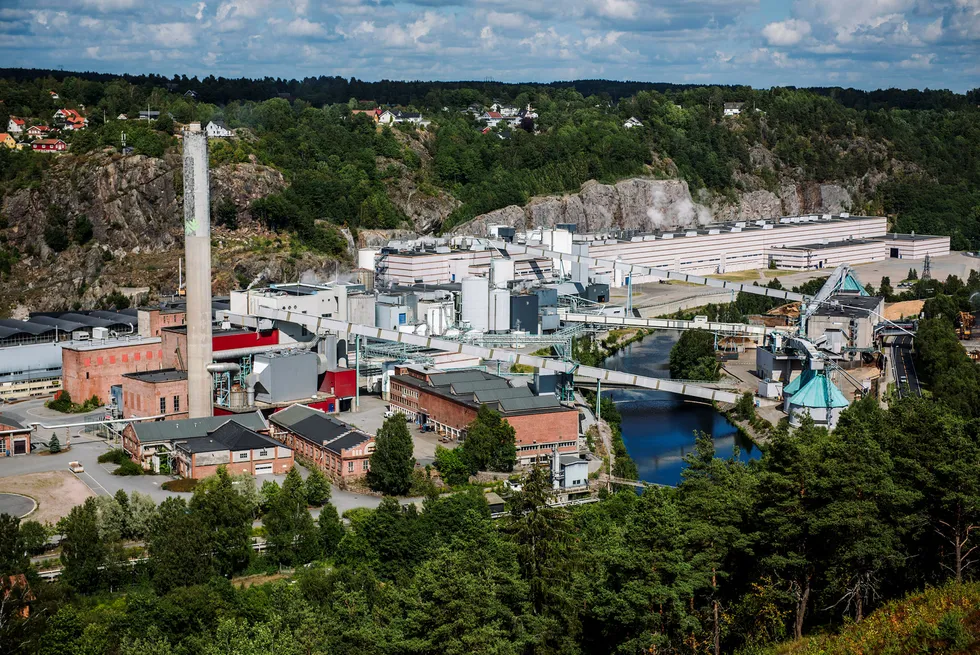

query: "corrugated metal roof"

left=177, top=421, right=280, bottom=454
left=28, top=316, right=90, bottom=332
left=56, top=313, right=116, bottom=328
left=0, top=319, right=56, bottom=336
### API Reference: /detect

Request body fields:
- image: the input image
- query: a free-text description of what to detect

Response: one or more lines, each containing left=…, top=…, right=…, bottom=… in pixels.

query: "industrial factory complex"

left=0, top=124, right=954, bottom=494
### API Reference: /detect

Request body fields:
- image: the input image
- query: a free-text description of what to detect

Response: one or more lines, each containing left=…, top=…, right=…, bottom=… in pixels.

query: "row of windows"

left=83, top=350, right=163, bottom=366
left=518, top=440, right=577, bottom=452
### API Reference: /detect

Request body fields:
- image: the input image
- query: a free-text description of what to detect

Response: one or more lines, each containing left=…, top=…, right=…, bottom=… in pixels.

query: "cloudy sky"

left=1, top=0, right=978, bottom=91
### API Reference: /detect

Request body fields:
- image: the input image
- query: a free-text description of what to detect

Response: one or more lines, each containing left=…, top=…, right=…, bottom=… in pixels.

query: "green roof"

left=841, top=272, right=870, bottom=295
left=789, top=371, right=849, bottom=409
left=782, top=368, right=814, bottom=396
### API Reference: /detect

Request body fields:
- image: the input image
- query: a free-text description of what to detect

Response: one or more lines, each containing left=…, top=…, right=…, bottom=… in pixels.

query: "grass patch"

left=161, top=478, right=198, bottom=492
left=509, top=363, right=535, bottom=374
left=707, top=270, right=762, bottom=282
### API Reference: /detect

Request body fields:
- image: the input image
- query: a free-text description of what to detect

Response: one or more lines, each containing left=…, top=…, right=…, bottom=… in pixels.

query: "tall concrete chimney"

left=182, top=123, right=213, bottom=418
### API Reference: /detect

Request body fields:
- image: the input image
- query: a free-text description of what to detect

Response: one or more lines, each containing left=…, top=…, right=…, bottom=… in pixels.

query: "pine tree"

left=317, top=503, right=345, bottom=557
left=48, top=435, right=61, bottom=453
left=367, top=416, right=415, bottom=496
left=304, top=467, right=331, bottom=507
left=460, top=406, right=517, bottom=473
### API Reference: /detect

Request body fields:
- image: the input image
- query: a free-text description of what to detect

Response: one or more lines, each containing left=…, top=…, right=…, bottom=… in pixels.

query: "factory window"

left=110, top=356, right=116, bottom=364
left=363, top=460, right=369, bottom=471
left=134, top=353, right=140, bottom=361
left=97, top=357, right=104, bottom=365
left=173, top=396, right=180, bottom=412
left=146, top=351, right=152, bottom=360
left=122, top=354, right=128, bottom=363
left=85, top=372, right=89, bottom=379
left=238, top=452, right=249, bottom=460
left=84, top=358, right=91, bottom=366
left=348, top=461, right=354, bottom=473
left=159, top=398, right=166, bottom=413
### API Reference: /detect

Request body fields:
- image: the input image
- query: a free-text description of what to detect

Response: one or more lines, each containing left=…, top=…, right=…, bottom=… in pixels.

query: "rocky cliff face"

left=454, top=176, right=857, bottom=236
left=0, top=149, right=308, bottom=314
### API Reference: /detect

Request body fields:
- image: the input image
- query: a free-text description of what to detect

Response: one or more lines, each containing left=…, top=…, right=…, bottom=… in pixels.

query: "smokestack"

left=182, top=123, right=213, bottom=418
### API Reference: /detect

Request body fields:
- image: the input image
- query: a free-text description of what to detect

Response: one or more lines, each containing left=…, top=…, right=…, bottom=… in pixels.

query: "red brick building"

left=137, top=307, right=186, bottom=337
left=61, top=337, right=163, bottom=404
left=0, top=413, right=31, bottom=456
left=174, top=420, right=293, bottom=479
left=388, top=367, right=579, bottom=464
left=269, top=404, right=374, bottom=481
left=122, top=412, right=268, bottom=469
left=121, top=369, right=188, bottom=419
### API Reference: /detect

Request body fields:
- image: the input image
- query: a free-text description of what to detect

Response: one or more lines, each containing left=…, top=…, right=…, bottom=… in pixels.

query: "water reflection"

left=602, top=333, right=760, bottom=486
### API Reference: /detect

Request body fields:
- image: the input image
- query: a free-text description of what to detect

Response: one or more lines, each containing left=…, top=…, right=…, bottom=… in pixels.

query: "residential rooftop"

left=175, top=420, right=281, bottom=454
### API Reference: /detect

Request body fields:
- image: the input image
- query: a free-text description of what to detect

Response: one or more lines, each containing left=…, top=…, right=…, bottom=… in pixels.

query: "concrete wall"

left=878, top=235, right=951, bottom=260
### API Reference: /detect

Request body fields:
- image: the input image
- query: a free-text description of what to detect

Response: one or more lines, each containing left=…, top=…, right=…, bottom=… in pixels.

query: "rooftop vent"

left=686, top=230, right=697, bottom=237
left=662, top=233, right=674, bottom=239
left=709, top=229, right=720, bottom=235
left=731, top=227, right=742, bottom=233
left=840, top=212, right=850, bottom=218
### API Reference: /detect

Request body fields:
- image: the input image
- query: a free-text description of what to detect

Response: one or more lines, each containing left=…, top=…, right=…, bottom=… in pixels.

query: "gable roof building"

left=205, top=120, right=233, bottom=138
left=7, top=117, right=25, bottom=133
left=121, top=411, right=268, bottom=467
left=174, top=420, right=293, bottom=478
left=269, top=404, right=374, bottom=479
left=388, top=367, right=579, bottom=464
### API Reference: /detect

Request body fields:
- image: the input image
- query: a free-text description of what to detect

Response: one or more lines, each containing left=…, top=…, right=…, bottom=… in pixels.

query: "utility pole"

left=595, top=378, right=601, bottom=422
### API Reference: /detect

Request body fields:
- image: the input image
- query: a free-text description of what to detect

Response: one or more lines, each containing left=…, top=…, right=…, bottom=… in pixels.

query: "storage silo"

left=490, top=289, right=511, bottom=332
left=358, top=248, right=379, bottom=270
left=461, top=277, right=489, bottom=331
left=491, top=257, right=515, bottom=289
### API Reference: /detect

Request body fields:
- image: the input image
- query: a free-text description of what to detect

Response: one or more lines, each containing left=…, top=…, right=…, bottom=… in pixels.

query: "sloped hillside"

left=771, top=583, right=980, bottom=655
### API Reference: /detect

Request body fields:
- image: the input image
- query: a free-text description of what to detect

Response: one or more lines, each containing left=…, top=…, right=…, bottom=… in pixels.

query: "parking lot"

left=342, top=394, right=453, bottom=465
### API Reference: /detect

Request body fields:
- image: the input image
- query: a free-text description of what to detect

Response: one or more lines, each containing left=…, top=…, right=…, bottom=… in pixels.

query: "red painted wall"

left=212, top=330, right=279, bottom=352
left=321, top=368, right=355, bottom=399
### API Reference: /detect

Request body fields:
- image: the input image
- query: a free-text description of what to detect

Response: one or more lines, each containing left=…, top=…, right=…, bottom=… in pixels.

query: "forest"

left=1, top=70, right=979, bottom=254
left=5, top=359, right=980, bottom=654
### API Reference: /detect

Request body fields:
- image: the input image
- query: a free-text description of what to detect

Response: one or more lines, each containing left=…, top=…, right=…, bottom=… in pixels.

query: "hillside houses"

left=724, top=102, right=745, bottom=116
left=7, top=117, right=24, bottom=134
left=54, top=108, right=87, bottom=130
left=623, top=116, right=643, bottom=128
left=32, top=139, right=67, bottom=153
left=378, top=110, right=423, bottom=125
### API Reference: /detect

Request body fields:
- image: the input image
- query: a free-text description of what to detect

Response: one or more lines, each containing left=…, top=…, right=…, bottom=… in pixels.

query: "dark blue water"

left=603, top=332, right=759, bottom=486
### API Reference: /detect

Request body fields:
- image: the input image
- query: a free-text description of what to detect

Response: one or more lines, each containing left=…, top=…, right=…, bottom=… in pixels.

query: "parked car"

left=68, top=462, right=84, bottom=473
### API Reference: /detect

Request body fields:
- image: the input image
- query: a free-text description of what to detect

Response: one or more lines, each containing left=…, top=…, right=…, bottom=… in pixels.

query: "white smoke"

left=645, top=188, right=713, bottom=230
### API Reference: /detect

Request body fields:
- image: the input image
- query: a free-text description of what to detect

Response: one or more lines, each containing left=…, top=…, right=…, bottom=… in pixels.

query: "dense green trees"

left=669, top=329, right=720, bottom=380
left=367, top=415, right=415, bottom=495
left=434, top=405, right=517, bottom=483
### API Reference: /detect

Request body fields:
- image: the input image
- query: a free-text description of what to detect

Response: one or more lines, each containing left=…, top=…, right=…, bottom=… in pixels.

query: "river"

left=602, top=332, right=760, bottom=486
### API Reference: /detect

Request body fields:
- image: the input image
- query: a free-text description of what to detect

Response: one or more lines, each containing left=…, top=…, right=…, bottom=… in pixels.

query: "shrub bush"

left=113, top=459, right=143, bottom=476
left=161, top=478, right=198, bottom=492
left=98, top=449, right=129, bottom=465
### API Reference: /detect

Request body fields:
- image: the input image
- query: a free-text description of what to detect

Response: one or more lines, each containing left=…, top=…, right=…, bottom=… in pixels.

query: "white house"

left=480, top=111, right=504, bottom=128
left=378, top=110, right=423, bottom=125
left=723, top=102, right=745, bottom=117
left=205, top=121, right=233, bottom=138
left=7, top=117, right=25, bottom=134
left=623, top=116, right=643, bottom=129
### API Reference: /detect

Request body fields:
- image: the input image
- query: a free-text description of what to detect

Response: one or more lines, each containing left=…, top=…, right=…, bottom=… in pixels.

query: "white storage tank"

left=461, top=277, right=490, bottom=331
left=357, top=248, right=379, bottom=270
left=491, top=257, right=515, bottom=289
left=489, top=289, right=510, bottom=332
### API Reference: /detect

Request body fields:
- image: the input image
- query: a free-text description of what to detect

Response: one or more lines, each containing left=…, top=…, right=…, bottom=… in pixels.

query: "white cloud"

left=150, top=22, right=196, bottom=47
left=279, top=17, right=326, bottom=37
left=595, top=0, right=639, bottom=20
left=898, top=52, right=934, bottom=68
left=195, top=2, right=206, bottom=20
left=80, top=0, right=139, bottom=11
left=762, top=19, right=811, bottom=46
left=480, top=25, right=497, bottom=49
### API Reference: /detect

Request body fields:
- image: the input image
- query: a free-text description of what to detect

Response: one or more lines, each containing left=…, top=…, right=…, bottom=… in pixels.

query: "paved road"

left=891, top=335, right=922, bottom=399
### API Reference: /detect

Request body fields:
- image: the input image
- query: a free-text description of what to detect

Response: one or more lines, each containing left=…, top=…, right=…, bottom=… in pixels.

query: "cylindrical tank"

left=491, top=257, right=515, bottom=289
left=355, top=268, right=375, bottom=292
left=358, top=248, right=379, bottom=270
left=461, top=277, right=489, bottom=331
left=490, top=290, right=510, bottom=332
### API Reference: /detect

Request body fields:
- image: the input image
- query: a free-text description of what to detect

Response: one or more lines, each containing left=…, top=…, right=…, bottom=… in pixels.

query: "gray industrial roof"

left=28, top=316, right=90, bottom=332
left=0, top=319, right=55, bottom=336
left=450, top=378, right=512, bottom=395
left=131, top=411, right=267, bottom=443
left=176, top=421, right=280, bottom=454
left=878, top=233, right=946, bottom=242
left=428, top=370, right=496, bottom=386
left=811, top=294, right=883, bottom=319
left=56, top=313, right=117, bottom=328
left=473, top=386, right=533, bottom=403
left=89, top=310, right=136, bottom=323
left=269, top=404, right=372, bottom=454
left=498, top=395, right=561, bottom=412
left=122, top=369, right=187, bottom=383
left=777, top=239, right=878, bottom=251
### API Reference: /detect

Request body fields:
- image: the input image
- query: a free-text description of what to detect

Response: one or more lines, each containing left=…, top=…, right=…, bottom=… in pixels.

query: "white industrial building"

left=769, top=239, right=887, bottom=271
left=878, top=233, right=951, bottom=260
left=230, top=283, right=373, bottom=323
